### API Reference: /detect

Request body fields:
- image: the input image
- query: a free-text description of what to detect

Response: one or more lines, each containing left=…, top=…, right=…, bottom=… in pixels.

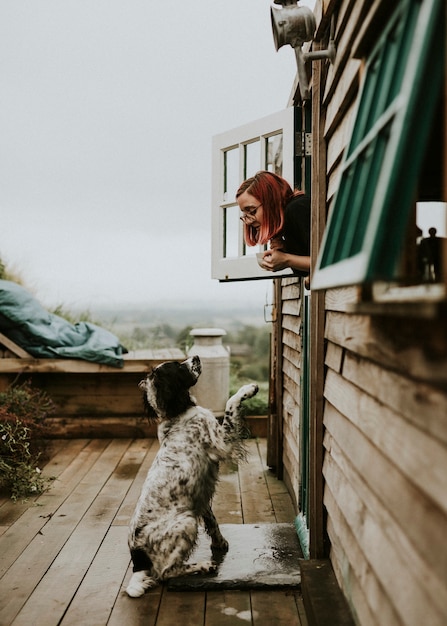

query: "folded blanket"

left=0, top=280, right=127, bottom=368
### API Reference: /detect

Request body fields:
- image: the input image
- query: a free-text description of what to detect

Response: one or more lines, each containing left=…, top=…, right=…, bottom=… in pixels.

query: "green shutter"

left=312, top=0, right=444, bottom=290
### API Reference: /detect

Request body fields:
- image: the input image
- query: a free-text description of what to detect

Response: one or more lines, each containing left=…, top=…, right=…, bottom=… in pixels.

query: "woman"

left=236, top=170, right=310, bottom=277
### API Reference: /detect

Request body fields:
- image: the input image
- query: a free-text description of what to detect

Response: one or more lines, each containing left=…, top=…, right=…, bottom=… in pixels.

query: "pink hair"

left=236, top=171, right=303, bottom=246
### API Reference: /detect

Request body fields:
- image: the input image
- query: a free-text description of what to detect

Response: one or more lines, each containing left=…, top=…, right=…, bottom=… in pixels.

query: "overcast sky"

left=0, top=0, right=316, bottom=311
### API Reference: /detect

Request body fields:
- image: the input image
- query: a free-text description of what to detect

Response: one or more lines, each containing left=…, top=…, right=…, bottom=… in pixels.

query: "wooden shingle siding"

left=275, top=0, right=447, bottom=623
left=280, top=277, right=302, bottom=508
left=317, top=1, right=447, bottom=620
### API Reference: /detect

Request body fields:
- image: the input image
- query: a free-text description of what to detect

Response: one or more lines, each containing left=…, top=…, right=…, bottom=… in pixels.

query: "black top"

left=277, top=194, right=311, bottom=277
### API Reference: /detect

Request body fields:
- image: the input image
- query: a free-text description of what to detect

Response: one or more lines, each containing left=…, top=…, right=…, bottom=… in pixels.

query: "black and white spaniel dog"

left=126, top=355, right=258, bottom=597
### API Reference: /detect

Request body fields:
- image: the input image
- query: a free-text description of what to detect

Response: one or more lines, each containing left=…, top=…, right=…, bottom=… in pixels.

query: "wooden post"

left=309, top=48, right=328, bottom=559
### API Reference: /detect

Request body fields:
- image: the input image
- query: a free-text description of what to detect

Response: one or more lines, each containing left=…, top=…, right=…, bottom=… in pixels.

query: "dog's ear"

left=142, top=394, right=158, bottom=420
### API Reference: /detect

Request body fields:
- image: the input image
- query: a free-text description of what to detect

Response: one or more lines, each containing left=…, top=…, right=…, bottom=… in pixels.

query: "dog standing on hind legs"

left=126, top=355, right=258, bottom=598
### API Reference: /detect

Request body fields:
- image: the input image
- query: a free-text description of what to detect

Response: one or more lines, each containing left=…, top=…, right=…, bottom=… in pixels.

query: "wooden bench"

left=0, top=331, right=185, bottom=438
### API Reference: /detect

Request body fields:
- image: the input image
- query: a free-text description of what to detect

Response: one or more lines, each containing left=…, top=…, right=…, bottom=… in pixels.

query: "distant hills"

left=91, top=300, right=268, bottom=335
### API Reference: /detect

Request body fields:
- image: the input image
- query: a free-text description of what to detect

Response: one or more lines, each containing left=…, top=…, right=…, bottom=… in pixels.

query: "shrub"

left=0, top=381, right=56, bottom=500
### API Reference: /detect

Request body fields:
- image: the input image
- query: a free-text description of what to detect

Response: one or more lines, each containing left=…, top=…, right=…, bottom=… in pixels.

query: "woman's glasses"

left=240, top=204, right=262, bottom=223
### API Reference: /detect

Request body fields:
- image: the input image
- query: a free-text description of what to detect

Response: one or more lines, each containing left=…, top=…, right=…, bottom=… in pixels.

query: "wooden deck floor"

left=0, top=438, right=307, bottom=626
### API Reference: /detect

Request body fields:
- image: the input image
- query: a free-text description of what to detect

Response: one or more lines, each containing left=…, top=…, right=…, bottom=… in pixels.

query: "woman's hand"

left=260, top=249, right=290, bottom=272
left=260, top=249, right=311, bottom=274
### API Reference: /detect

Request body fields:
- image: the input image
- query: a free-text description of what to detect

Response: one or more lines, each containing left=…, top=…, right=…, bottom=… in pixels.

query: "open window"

left=211, top=108, right=296, bottom=281
left=312, top=0, right=446, bottom=308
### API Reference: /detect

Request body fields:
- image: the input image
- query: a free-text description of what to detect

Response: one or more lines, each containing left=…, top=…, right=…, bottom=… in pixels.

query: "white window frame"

left=211, top=108, right=295, bottom=281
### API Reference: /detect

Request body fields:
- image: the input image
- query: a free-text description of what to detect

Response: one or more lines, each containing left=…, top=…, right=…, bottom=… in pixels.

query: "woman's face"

left=237, top=191, right=264, bottom=228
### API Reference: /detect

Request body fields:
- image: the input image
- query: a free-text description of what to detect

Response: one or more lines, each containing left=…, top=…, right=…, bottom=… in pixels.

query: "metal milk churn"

left=187, top=328, right=230, bottom=416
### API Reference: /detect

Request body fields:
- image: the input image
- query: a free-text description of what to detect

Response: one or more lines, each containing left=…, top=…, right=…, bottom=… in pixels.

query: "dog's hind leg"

left=126, top=547, right=157, bottom=597
left=130, top=547, right=153, bottom=573
left=126, top=570, right=157, bottom=597
left=203, top=506, right=228, bottom=551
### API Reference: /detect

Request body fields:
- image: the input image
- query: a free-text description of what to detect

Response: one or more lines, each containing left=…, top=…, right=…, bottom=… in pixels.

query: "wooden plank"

left=323, top=433, right=447, bottom=618
left=251, top=589, right=304, bottom=626
left=324, top=287, right=361, bottom=312
left=0, top=439, right=70, bottom=524
left=155, top=590, right=205, bottom=626
left=326, top=96, right=358, bottom=177
left=205, top=590, right=252, bottom=625
left=12, top=440, right=144, bottom=626
left=58, top=526, right=131, bottom=626
left=327, top=518, right=380, bottom=626
left=325, top=310, right=447, bottom=385
left=212, top=460, right=243, bottom=524
left=283, top=299, right=301, bottom=316
left=324, top=368, right=447, bottom=514
left=0, top=332, right=31, bottom=357
left=324, top=470, right=446, bottom=626
left=0, top=440, right=131, bottom=624
left=323, top=402, right=447, bottom=592
left=322, top=0, right=367, bottom=103
left=282, top=279, right=301, bottom=301
left=112, top=438, right=160, bottom=526
left=44, top=416, right=157, bottom=439
left=324, top=341, right=344, bottom=373
left=309, top=44, right=328, bottom=560
left=109, top=566, right=162, bottom=626
left=324, top=58, right=360, bottom=140
left=259, top=439, right=297, bottom=523
left=0, top=350, right=184, bottom=374
left=0, top=439, right=110, bottom=575
left=300, top=560, right=355, bottom=626
left=239, top=440, right=276, bottom=524
left=342, top=351, right=447, bottom=445
left=271, top=278, right=284, bottom=477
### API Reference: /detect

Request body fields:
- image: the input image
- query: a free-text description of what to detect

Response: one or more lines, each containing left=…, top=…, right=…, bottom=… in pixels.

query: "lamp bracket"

left=271, top=2, right=336, bottom=100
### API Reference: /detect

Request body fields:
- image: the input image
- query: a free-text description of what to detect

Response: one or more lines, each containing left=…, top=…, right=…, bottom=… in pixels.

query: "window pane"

left=224, top=148, right=239, bottom=203
left=265, top=133, right=283, bottom=175
left=224, top=206, right=240, bottom=258
left=417, top=202, right=447, bottom=282
left=244, top=140, right=260, bottom=179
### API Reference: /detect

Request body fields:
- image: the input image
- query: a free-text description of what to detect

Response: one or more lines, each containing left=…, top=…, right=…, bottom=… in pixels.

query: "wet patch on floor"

left=167, top=523, right=302, bottom=590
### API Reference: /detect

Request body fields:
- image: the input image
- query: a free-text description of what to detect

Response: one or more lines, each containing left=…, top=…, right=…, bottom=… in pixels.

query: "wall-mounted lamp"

left=271, top=0, right=336, bottom=100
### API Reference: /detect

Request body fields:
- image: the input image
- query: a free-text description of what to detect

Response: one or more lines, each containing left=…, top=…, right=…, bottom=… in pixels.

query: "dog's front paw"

left=239, top=383, right=259, bottom=400
left=126, top=570, right=156, bottom=597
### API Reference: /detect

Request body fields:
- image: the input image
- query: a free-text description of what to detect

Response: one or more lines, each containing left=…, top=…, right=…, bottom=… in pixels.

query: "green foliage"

left=50, top=304, right=97, bottom=324
left=226, top=325, right=271, bottom=416
left=0, top=381, right=56, bottom=500
left=176, top=326, right=194, bottom=353
left=230, top=365, right=269, bottom=416
left=0, top=255, right=27, bottom=284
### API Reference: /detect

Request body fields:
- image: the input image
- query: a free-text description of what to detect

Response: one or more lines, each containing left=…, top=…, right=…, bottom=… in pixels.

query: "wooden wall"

left=323, top=293, right=447, bottom=625
left=280, top=277, right=303, bottom=510
left=0, top=347, right=185, bottom=438
left=277, top=0, right=447, bottom=624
